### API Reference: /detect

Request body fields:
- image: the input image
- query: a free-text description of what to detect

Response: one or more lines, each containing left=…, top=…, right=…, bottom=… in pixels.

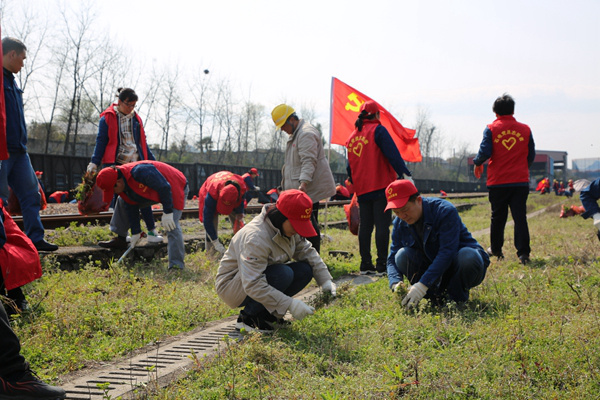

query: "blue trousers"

left=240, top=262, right=313, bottom=317
left=393, top=247, right=487, bottom=302
left=0, top=153, right=45, bottom=242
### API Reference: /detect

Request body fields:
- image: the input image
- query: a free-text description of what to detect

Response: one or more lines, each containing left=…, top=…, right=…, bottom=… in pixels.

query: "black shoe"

left=486, top=247, right=504, bottom=260
left=375, top=264, right=387, bottom=277
left=33, top=240, right=58, bottom=252
left=235, top=311, right=274, bottom=333
left=259, top=310, right=290, bottom=328
left=360, top=263, right=377, bottom=275
left=5, top=288, right=30, bottom=316
left=98, top=236, right=128, bottom=250
left=0, top=368, right=66, bottom=399
left=519, top=255, right=531, bottom=265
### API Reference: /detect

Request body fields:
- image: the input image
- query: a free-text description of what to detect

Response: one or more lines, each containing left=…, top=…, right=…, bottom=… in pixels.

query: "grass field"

left=9, top=193, right=600, bottom=399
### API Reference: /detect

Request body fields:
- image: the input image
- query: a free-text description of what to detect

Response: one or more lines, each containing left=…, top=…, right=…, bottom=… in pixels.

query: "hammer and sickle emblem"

left=502, top=137, right=516, bottom=151
left=345, top=93, right=364, bottom=112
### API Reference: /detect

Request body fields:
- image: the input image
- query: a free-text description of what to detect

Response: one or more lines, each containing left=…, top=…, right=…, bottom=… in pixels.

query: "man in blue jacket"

left=579, top=178, right=600, bottom=241
left=0, top=37, right=57, bottom=252
left=385, top=180, right=489, bottom=309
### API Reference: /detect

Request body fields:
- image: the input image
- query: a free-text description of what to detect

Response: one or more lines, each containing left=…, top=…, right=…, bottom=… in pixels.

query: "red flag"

left=330, top=77, right=422, bottom=162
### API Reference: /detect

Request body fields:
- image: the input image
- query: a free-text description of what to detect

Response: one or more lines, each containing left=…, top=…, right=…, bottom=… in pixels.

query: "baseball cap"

left=95, top=167, right=119, bottom=205
left=276, top=189, right=316, bottom=237
left=217, top=184, right=240, bottom=215
left=250, top=167, right=259, bottom=176
left=360, top=100, right=379, bottom=116
left=384, top=179, right=419, bottom=211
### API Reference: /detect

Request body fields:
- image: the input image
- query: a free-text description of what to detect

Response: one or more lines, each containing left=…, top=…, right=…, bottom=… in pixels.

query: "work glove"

left=87, top=162, right=97, bottom=174
left=474, top=164, right=484, bottom=179
left=162, top=213, right=176, bottom=231
left=129, top=233, right=141, bottom=247
left=255, top=186, right=261, bottom=191
left=391, top=281, right=404, bottom=293
left=593, top=213, right=600, bottom=230
left=288, top=298, right=315, bottom=320
left=401, top=282, right=428, bottom=310
left=403, top=175, right=415, bottom=185
left=321, top=280, right=337, bottom=296
left=212, top=239, right=226, bottom=255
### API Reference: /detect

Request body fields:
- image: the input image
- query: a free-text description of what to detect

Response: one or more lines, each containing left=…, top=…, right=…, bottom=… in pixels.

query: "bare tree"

left=187, top=68, right=212, bottom=155
left=151, top=66, right=181, bottom=160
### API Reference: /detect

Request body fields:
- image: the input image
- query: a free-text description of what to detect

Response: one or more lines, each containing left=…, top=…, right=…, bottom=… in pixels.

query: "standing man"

left=0, top=37, right=57, bottom=252
left=473, top=94, right=535, bottom=265
left=95, top=161, right=189, bottom=270
left=385, top=180, right=489, bottom=309
left=242, top=167, right=270, bottom=204
left=271, top=104, right=336, bottom=253
left=216, top=189, right=336, bottom=333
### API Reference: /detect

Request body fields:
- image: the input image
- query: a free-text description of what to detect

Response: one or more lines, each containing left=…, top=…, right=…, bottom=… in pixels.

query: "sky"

left=4, top=0, right=600, bottom=166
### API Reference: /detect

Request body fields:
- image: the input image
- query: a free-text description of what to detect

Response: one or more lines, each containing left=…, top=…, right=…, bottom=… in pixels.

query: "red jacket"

left=486, top=116, right=532, bottom=186
left=346, top=121, right=397, bottom=196
left=198, top=171, right=246, bottom=222
left=100, top=105, right=150, bottom=164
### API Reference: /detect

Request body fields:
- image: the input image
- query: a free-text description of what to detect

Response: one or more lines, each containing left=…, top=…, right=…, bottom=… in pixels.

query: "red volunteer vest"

left=100, top=104, right=150, bottom=165
left=117, top=161, right=187, bottom=210
left=486, top=115, right=531, bottom=186
left=198, top=171, right=246, bottom=222
left=346, top=121, right=397, bottom=196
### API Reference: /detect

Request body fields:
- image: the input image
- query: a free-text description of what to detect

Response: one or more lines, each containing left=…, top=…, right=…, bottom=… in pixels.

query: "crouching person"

left=215, top=189, right=336, bottom=333
left=385, top=180, right=489, bottom=309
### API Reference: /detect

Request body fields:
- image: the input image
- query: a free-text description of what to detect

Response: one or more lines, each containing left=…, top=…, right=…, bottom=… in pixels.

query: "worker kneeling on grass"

left=96, top=161, right=189, bottom=270
left=385, top=179, right=489, bottom=309
left=215, top=189, right=336, bottom=333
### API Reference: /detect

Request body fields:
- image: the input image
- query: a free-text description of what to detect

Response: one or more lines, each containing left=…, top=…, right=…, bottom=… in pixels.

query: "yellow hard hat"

left=271, top=104, right=295, bottom=129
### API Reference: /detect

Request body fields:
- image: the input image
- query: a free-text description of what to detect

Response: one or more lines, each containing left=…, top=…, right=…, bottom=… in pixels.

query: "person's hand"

left=212, top=239, right=226, bottom=255
left=391, top=281, right=404, bottom=293
left=87, top=162, right=97, bottom=174
left=162, top=213, right=176, bottom=231
left=255, top=186, right=260, bottom=191
left=404, top=175, right=415, bottom=185
left=288, top=298, right=315, bottom=320
left=321, top=280, right=337, bottom=296
left=474, top=164, right=484, bottom=179
left=298, top=181, right=308, bottom=192
left=129, top=233, right=141, bottom=247
left=401, top=282, right=428, bottom=310
left=593, top=213, right=600, bottom=230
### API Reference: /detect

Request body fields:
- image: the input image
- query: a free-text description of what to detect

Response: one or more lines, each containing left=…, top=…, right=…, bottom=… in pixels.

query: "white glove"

left=288, top=298, right=315, bottom=320
left=593, top=213, right=600, bottom=230
left=401, top=282, right=428, bottom=310
left=87, top=162, right=97, bottom=174
left=162, top=213, right=176, bottom=231
left=404, top=175, right=415, bottom=184
left=129, top=233, right=141, bottom=247
left=212, top=239, right=226, bottom=255
left=254, top=186, right=261, bottom=191
left=321, top=280, right=337, bottom=296
left=391, top=281, right=404, bottom=293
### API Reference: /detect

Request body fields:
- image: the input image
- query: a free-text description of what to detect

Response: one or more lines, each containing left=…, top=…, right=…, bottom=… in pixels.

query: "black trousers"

left=488, top=186, right=531, bottom=257
left=0, top=301, right=27, bottom=378
left=358, top=196, right=392, bottom=268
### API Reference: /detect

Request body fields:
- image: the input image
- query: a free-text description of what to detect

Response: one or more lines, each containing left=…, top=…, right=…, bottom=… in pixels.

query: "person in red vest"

left=95, top=161, right=189, bottom=270
left=330, top=183, right=350, bottom=201
left=266, top=186, right=281, bottom=203
left=87, top=88, right=163, bottom=244
left=473, top=94, right=535, bottom=265
left=198, top=171, right=247, bottom=256
left=48, top=190, right=69, bottom=203
left=346, top=100, right=413, bottom=275
left=242, top=167, right=270, bottom=204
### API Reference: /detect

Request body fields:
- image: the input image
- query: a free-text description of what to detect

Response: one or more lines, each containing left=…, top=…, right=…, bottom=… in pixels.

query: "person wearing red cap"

left=215, top=189, right=336, bottom=333
left=385, top=180, right=489, bottom=309
left=346, top=100, right=413, bottom=275
left=242, top=167, right=270, bottom=205
left=95, top=161, right=189, bottom=269
left=198, top=171, right=247, bottom=256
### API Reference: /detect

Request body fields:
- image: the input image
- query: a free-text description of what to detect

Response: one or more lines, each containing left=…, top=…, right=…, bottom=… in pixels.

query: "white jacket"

left=215, top=205, right=333, bottom=315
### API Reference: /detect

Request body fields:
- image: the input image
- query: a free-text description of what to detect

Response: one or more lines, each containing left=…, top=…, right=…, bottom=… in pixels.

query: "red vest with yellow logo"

left=346, top=121, right=397, bottom=196
left=101, top=105, right=150, bottom=165
left=197, top=171, right=247, bottom=221
left=118, top=161, right=187, bottom=210
left=486, top=115, right=531, bottom=186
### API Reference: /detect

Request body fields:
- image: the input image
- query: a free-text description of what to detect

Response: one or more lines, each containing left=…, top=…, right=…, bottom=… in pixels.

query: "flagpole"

left=323, top=77, right=336, bottom=236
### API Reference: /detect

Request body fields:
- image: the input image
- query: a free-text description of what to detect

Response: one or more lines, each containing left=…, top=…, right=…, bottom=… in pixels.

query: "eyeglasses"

left=121, top=100, right=136, bottom=109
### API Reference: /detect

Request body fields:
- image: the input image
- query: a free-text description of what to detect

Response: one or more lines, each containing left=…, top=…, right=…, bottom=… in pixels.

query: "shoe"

left=0, top=368, right=66, bottom=399
left=146, top=230, right=164, bottom=243
left=375, top=264, right=387, bottom=277
left=127, top=231, right=146, bottom=243
left=359, top=263, right=377, bottom=275
left=33, top=240, right=58, bottom=252
left=259, top=310, right=290, bottom=328
left=5, top=288, right=30, bottom=316
left=235, top=311, right=274, bottom=334
left=519, top=255, right=530, bottom=265
left=98, top=236, right=128, bottom=249
left=486, top=247, right=504, bottom=260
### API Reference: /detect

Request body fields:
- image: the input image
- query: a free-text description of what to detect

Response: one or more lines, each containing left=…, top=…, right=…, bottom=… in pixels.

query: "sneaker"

left=146, top=230, right=164, bottom=243
left=0, top=368, right=66, bottom=399
left=360, top=263, right=377, bottom=275
left=5, top=288, right=30, bottom=316
left=33, top=240, right=58, bottom=252
left=519, top=255, right=531, bottom=265
left=98, top=236, right=128, bottom=250
left=375, top=264, right=387, bottom=277
left=486, top=247, right=504, bottom=260
left=235, top=311, right=274, bottom=334
left=126, top=232, right=147, bottom=243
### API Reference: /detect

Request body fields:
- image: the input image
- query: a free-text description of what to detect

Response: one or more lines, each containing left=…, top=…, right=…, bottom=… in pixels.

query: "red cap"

left=96, top=167, right=119, bottom=205
left=35, top=170, right=43, bottom=176
left=217, top=184, right=240, bottom=215
left=360, top=100, right=379, bottom=116
left=250, top=167, right=259, bottom=176
left=276, top=189, right=316, bottom=237
left=384, top=180, right=419, bottom=211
